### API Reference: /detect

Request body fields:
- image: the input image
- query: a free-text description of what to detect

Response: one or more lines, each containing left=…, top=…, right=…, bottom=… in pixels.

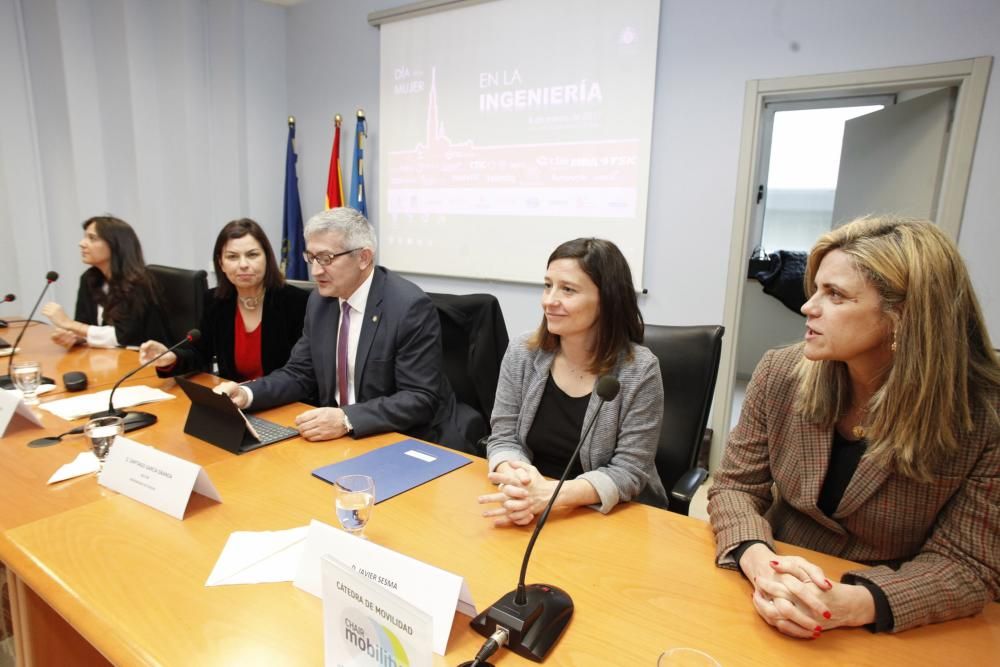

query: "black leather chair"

left=147, top=264, right=208, bottom=341
left=644, top=324, right=725, bottom=515
left=285, top=278, right=314, bottom=294
left=427, top=293, right=509, bottom=452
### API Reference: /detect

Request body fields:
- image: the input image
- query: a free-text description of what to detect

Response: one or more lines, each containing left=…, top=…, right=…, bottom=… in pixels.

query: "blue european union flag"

left=281, top=118, right=307, bottom=279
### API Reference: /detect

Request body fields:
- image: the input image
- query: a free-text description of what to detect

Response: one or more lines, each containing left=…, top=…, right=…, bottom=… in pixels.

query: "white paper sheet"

left=10, top=383, right=57, bottom=398
left=48, top=451, right=101, bottom=483
left=39, top=385, right=175, bottom=420
left=205, top=526, right=309, bottom=586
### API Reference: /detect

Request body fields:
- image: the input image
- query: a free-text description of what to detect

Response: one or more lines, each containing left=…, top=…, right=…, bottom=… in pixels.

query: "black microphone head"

left=46, top=271, right=59, bottom=283
left=186, top=329, right=201, bottom=342
left=3, top=294, right=13, bottom=303
left=595, top=375, right=620, bottom=401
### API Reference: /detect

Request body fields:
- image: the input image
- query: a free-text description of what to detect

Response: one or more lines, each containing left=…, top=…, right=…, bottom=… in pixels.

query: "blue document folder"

left=311, top=439, right=472, bottom=503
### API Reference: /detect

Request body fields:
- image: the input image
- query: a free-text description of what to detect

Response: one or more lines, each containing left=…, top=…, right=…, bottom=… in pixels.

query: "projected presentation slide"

left=378, top=0, right=660, bottom=286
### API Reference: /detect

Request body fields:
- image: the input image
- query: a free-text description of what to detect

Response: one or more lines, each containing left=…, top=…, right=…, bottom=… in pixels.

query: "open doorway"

left=711, top=57, right=992, bottom=470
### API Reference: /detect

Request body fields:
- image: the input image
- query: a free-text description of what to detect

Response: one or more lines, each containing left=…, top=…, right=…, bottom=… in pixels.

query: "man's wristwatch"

left=342, top=412, right=354, bottom=434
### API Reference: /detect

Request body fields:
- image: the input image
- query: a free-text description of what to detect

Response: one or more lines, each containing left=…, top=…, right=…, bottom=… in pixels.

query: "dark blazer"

left=246, top=266, right=464, bottom=450
left=708, top=344, right=1000, bottom=632
left=157, top=283, right=309, bottom=382
left=74, top=270, right=172, bottom=346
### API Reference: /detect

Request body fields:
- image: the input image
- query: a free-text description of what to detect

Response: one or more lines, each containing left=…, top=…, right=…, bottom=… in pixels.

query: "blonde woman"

left=709, top=216, right=1000, bottom=637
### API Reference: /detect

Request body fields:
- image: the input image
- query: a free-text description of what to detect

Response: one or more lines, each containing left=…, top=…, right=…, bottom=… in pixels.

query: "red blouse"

left=233, top=308, right=264, bottom=381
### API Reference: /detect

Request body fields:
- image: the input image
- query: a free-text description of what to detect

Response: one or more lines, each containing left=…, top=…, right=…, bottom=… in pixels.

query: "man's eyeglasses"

left=302, top=248, right=360, bottom=266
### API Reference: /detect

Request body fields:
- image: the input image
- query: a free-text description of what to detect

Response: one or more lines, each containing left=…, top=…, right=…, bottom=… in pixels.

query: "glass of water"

left=657, top=648, right=720, bottom=667
left=334, top=474, right=375, bottom=537
left=12, top=361, right=43, bottom=405
left=84, top=415, right=124, bottom=466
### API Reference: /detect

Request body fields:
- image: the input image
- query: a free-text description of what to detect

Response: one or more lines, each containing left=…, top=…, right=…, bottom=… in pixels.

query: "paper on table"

left=10, top=384, right=57, bottom=398
left=39, top=385, right=175, bottom=420
left=205, top=526, right=309, bottom=586
left=48, top=451, right=101, bottom=484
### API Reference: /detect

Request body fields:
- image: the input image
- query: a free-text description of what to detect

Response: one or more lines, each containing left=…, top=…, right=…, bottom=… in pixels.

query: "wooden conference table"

left=1, top=318, right=158, bottom=397
left=2, top=348, right=999, bottom=665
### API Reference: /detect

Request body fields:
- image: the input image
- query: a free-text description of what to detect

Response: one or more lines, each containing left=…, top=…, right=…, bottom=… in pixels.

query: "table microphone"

left=0, top=293, right=14, bottom=327
left=469, top=375, right=621, bottom=663
left=0, top=272, right=58, bottom=390
left=90, top=329, right=200, bottom=432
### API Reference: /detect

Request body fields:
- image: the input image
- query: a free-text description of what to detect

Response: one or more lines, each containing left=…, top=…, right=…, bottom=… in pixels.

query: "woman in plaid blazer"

left=709, top=216, right=1000, bottom=637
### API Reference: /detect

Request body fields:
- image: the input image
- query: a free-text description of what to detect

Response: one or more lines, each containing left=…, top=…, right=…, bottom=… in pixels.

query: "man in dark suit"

left=216, top=207, right=464, bottom=450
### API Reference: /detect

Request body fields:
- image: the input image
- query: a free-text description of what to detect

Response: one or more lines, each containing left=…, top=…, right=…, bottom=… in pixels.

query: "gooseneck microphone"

left=90, top=329, right=200, bottom=432
left=0, top=293, right=14, bottom=328
left=0, top=272, right=58, bottom=390
left=469, top=375, right=621, bottom=663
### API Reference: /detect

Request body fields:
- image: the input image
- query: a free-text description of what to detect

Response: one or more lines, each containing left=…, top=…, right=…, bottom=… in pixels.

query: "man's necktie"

left=337, top=300, right=351, bottom=406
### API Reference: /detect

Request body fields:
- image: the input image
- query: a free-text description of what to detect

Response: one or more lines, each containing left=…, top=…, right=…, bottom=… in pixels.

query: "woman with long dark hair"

left=478, top=238, right=667, bottom=526
left=139, top=218, right=308, bottom=381
left=42, top=215, right=170, bottom=347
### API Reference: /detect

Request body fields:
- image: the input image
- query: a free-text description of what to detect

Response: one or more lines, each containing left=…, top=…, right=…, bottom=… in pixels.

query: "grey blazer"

left=486, top=334, right=667, bottom=512
left=245, top=266, right=462, bottom=449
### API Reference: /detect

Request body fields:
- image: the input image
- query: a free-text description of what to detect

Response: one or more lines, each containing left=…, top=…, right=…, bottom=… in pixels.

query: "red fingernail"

left=814, top=625, right=822, bottom=632
left=769, top=560, right=779, bottom=566
left=812, top=632, right=820, bottom=639
left=825, top=578, right=833, bottom=588
left=823, top=611, right=832, bottom=620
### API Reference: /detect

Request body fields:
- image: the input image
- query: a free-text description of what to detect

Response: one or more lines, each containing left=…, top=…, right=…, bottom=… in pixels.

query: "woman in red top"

left=139, top=218, right=308, bottom=381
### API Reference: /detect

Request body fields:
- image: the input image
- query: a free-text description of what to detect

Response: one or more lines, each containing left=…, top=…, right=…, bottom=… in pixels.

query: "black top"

left=157, top=283, right=309, bottom=382
left=74, top=270, right=172, bottom=346
left=818, top=430, right=867, bottom=516
left=525, top=373, right=590, bottom=480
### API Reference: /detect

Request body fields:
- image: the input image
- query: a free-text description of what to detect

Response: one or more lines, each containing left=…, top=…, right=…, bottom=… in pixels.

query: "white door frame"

left=709, top=56, right=992, bottom=472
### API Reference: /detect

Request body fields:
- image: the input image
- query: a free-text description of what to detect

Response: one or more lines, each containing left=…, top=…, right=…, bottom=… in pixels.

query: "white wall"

left=0, top=0, right=287, bottom=310
left=283, top=0, right=1000, bottom=342
left=2, top=0, right=998, bottom=377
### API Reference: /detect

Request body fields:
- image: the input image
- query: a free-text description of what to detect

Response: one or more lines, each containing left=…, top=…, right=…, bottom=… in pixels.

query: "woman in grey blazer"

left=479, top=238, right=667, bottom=526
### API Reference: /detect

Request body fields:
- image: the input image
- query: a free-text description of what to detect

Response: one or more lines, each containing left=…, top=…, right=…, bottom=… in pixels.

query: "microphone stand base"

left=89, top=409, right=158, bottom=433
left=0, top=375, right=57, bottom=391
left=470, top=584, right=573, bottom=662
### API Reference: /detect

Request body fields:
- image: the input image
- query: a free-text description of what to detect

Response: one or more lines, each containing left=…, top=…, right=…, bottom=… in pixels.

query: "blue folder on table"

left=311, top=439, right=472, bottom=503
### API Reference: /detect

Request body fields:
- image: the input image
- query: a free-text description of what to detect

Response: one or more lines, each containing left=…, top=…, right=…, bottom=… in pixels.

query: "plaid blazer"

left=708, top=344, right=1000, bottom=632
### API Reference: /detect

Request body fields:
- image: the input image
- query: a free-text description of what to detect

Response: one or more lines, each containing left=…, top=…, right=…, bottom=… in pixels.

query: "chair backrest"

left=285, top=278, right=315, bottom=295
left=147, top=264, right=208, bottom=341
left=427, top=292, right=510, bottom=443
left=644, top=324, right=725, bottom=510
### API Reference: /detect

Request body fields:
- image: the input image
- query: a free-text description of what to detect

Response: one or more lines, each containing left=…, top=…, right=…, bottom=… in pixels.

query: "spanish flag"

left=325, top=114, right=344, bottom=209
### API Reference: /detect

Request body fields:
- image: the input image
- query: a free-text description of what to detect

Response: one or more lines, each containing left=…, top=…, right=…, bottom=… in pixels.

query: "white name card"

left=98, top=436, right=222, bottom=519
left=294, top=520, right=476, bottom=656
left=322, top=555, right=433, bottom=667
left=0, top=388, right=44, bottom=435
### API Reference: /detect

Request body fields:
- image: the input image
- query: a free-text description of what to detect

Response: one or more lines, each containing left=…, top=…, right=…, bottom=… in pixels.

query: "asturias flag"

left=350, top=110, right=368, bottom=218
left=281, top=116, right=307, bottom=280
left=326, top=114, right=345, bottom=209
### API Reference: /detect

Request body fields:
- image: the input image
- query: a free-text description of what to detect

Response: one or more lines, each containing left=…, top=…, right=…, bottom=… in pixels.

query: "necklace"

left=238, top=289, right=264, bottom=310
left=850, top=403, right=869, bottom=439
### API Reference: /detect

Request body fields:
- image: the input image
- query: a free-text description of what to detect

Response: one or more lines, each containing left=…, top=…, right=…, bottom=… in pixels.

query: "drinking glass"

left=657, top=648, right=720, bottom=667
left=84, top=415, right=124, bottom=466
left=334, top=474, right=375, bottom=537
left=12, top=361, right=42, bottom=406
